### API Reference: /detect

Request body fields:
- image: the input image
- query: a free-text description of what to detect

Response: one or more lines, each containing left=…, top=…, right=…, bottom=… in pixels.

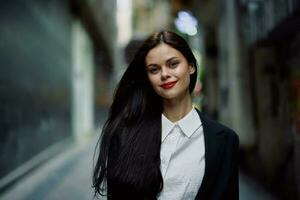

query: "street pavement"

left=0, top=134, right=277, bottom=200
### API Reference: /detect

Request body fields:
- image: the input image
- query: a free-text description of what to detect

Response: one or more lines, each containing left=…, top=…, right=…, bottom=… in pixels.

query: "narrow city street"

left=0, top=133, right=277, bottom=200
left=1, top=1, right=299, bottom=199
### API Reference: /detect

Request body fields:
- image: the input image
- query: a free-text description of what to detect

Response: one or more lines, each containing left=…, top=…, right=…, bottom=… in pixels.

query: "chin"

left=158, top=88, right=191, bottom=100
left=161, top=95, right=177, bottom=100
left=158, top=91, right=183, bottom=100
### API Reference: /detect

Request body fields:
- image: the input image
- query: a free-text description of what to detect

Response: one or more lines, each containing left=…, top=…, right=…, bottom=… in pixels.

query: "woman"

left=93, top=30, right=239, bottom=200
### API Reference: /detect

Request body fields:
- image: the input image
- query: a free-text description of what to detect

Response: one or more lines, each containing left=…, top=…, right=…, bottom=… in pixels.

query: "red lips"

left=161, top=81, right=177, bottom=89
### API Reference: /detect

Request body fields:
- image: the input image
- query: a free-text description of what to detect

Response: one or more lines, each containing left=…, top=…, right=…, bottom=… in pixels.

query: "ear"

left=189, top=64, right=196, bottom=74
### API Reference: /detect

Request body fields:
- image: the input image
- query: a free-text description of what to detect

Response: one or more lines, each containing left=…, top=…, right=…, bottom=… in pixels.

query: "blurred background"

left=0, top=0, right=300, bottom=199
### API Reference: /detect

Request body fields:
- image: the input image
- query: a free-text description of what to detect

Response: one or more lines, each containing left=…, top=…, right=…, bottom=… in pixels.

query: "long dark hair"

left=93, top=30, right=198, bottom=199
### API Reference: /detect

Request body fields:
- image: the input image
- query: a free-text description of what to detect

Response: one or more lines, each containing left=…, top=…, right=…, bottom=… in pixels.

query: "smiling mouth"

left=161, top=81, right=177, bottom=89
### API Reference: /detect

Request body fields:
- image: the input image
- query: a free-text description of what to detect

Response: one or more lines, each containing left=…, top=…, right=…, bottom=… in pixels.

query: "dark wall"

left=0, top=0, right=72, bottom=179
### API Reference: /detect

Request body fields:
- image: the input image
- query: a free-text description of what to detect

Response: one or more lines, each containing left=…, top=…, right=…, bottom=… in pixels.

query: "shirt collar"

left=161, top=114, right=175, bottom=142
left=161, top=108, right=202, bottom=142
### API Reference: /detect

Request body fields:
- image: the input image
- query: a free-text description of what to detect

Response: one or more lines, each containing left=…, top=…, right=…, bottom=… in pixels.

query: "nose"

left=161, top=66, right=170, bottom=80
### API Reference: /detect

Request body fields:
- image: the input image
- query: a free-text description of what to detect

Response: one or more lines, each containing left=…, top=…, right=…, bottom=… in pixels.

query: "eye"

left=147, top=67, right=159, bottom=74
left=169, top=61, right=179, bottom=68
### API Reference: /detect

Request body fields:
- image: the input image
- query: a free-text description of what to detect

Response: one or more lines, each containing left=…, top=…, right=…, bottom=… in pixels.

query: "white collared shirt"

left=158, top=108, right=205, bottom=200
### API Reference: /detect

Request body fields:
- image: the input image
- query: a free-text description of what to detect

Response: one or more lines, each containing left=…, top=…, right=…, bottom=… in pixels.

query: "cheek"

left=178, top=71, right=192, bottom=90
left=176, top=68, right=191, bottom=82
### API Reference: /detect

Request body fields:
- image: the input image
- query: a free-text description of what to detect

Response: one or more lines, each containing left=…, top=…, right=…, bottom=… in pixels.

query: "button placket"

left=160, top=124, right=180, bottom=178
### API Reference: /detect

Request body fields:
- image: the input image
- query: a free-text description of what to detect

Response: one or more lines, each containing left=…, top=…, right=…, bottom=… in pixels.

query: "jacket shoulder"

left=196, top=109, right=239, bottom=143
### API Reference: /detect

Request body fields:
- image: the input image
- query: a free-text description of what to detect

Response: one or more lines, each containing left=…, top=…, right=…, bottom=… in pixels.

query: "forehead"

left=145, top=43, right=185, bottom=64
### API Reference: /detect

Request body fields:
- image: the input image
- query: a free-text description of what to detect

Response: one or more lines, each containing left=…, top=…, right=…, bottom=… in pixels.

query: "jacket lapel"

left=196, top=110, right=226, bottom=196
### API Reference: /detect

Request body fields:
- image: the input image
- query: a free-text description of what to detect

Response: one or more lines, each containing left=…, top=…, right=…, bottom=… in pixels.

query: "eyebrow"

left=146, top=57, right=179, bottom=68
left=146, top=63, right=159, bottom=68
left=166, top=57, right=179, bottom=63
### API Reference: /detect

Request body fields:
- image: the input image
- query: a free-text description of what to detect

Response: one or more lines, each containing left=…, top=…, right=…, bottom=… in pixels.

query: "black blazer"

left=107, top=110, right=239, bottom=200
left=195, top=110, right=239, bottom=200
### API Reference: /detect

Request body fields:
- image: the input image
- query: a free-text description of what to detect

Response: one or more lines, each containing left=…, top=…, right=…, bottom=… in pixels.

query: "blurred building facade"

left=0, top=0, right=118, bottom=192
left=236, top=1, right=300, bottom=199
left=0, top=0, right=73, bottom=190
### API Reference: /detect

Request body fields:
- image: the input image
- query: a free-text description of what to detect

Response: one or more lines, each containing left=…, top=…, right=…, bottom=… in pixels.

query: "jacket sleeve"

left=226, top=130, right=240, bottom=200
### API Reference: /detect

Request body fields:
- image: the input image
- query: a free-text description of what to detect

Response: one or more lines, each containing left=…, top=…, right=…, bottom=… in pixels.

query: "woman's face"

left=145, top=43, right=195, bottom=100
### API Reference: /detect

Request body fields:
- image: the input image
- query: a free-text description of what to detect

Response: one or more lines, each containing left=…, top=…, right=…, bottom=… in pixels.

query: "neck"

left=162, top=91, right=193, bottom=122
